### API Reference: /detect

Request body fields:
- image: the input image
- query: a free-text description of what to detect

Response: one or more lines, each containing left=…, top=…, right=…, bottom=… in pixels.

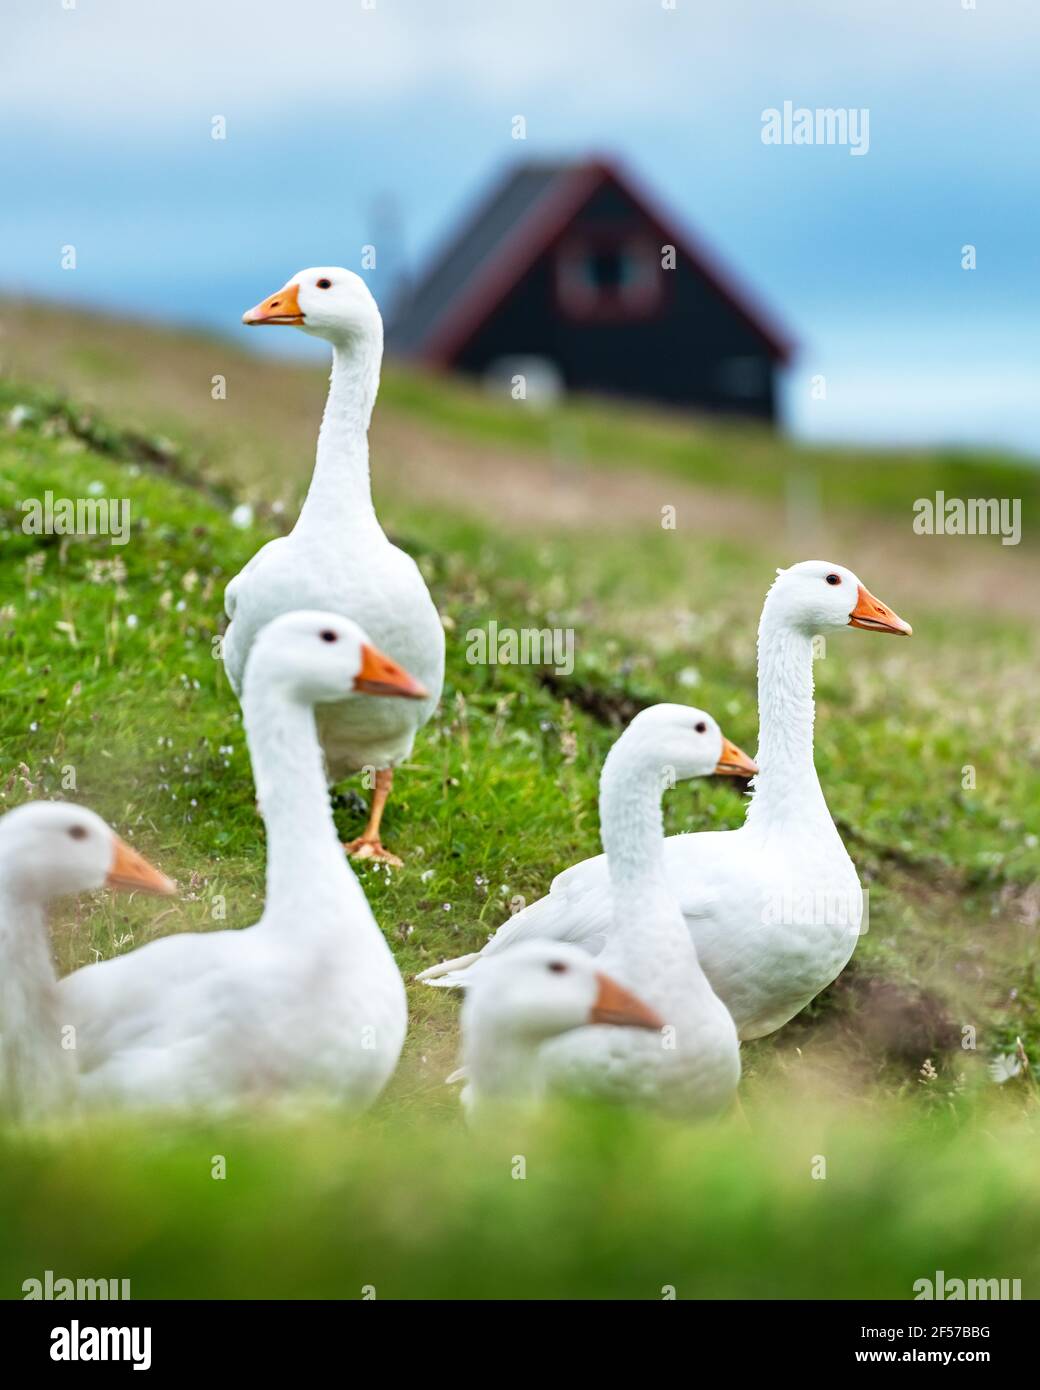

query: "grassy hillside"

left=4, top=295, right=1040, bottom=547
left=0, top=305, right=1038, bottom=1299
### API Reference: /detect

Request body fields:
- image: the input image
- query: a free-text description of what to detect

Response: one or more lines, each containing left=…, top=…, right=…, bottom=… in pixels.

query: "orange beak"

left=106, top=836, right=177, bottom=896
left=354, top=643, right=429, bottom=700
left=589, top=972, right=664, bottom=1032
left=242, top=282, right=304, bottom=326
left=848, top=583, right=913, bottom=636
left=714, top=736, right=758, bottom=778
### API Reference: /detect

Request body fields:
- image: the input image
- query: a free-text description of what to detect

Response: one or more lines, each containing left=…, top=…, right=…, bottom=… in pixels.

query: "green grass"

left=4, top=294, right=1040, bottom=528
left=4, top=1098, right=1039, bottom=1300
left=380, top=364, right=1040, bottom=523
left=1, top=340, right=1039, bottom=1298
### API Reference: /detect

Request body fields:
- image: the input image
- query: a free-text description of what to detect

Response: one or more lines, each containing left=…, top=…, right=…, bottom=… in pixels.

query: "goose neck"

left=467, top=1020, right=544, bottom=1103
left=243, top=684, right=364, bottom=927
left=295, top=331, right=383, bottom=537
left=599, top=739, right=669, bottom=902
left=746, top=613, right=828, bottom=828
left=0, top=886, right=70, bottom=1116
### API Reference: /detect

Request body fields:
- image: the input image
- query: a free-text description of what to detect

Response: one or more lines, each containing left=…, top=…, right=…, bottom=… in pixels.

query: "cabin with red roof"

left=387, top=158, right=792, bottom=422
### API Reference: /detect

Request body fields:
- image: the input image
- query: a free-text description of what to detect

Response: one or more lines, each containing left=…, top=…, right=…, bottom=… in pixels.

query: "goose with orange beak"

left=56, top=612, right=419, bottom=1113
left=459, top=942, right=664, bottom=1112
left=539, top=705, right=747, bottom=1114
left=226, top=267, right=445, bottom=867
left=422, top=562, right=913, bottom=1052
left=0, top=801, right=174, bottom=1119
left=453, top=706, right=750, bottom=1116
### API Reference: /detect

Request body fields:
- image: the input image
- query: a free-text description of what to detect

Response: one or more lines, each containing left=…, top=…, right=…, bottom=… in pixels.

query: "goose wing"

left=419, top=829, right=736, bottom=986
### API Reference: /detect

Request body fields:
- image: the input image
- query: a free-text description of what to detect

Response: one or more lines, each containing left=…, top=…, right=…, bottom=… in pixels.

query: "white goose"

left=459, top=941, right=663, bottom=1113
left=0, top=801, right=173, bottom=1120
left=420, top=561, right=912, bottom=1041
left=540, top=705, right=752, bottom=1115
left=225, top=268, right=445, bottom=865
left=58, top=611, right=423, bottom=1111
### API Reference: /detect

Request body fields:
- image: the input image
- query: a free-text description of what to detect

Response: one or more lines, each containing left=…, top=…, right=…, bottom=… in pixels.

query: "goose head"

left=242, top=267, right=380, bottom=345
left=619, top=704, right=758, bottom=782
left=246, top=610, right=429, bottom=705
left=765, top=560, right=912, bottom=637
left=0, top=801, right=175, bottom=903
left=464, top=941, right=663, bottom=1042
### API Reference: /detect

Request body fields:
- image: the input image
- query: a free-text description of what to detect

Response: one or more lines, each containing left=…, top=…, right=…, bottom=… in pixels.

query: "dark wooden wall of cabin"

left=451, top=180, right=778, bottom=421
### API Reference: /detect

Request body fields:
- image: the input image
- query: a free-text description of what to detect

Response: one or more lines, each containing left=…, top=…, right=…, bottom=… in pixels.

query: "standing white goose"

left=459, top=941, right=663, bottom=1113
left=0, top=802, right=173, bottom=1120
left=540, top=705, right=752, bottom=1115
left=225, top=268, right=445, bottom=865
left=419, top=561, right=912, bottom=1041
left=58, top=611, right=423, bottom=1111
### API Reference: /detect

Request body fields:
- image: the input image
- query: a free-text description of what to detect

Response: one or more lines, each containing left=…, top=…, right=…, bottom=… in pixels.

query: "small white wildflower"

left=989, top=1054, right=1022, bottom=1084
left=126, top=613, right=139, bottom=629
left=230, top=503, right=254, bottom=529
left=677, top=666, right=701, bottom=689
left=420, top=869, right=434, bottom=883
left=87, top=480, right=105, bottom=496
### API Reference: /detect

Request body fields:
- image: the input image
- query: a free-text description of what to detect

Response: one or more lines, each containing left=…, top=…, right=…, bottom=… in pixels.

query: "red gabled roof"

left=389, top=157, right=794, bottom=366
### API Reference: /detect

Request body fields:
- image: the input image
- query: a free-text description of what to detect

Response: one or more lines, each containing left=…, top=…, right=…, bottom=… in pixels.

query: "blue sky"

left=3, top=0, right=1038, bottom=456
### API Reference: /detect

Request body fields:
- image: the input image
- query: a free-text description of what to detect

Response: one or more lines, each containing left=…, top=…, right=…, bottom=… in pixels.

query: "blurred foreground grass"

left=1, top=321, right=1039, bottom=1298
left=4, top=1096, right=1039, bottom=1299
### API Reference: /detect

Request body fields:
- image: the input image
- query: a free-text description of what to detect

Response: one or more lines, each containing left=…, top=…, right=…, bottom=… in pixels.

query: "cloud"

left=4, top=0, right=1039, bottom=132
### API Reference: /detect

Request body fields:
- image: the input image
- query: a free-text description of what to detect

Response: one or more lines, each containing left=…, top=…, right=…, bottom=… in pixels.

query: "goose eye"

left=319, top=630, right=338, bottom=643
left=316, top=278, right=332, bottom=289
left=694, top=721, right=707, bottom=734
left=547, top=961, right=568, bottom=974
left=826, top=573, right=841, bottom=585
left=68, top=825, right=88, bottom=841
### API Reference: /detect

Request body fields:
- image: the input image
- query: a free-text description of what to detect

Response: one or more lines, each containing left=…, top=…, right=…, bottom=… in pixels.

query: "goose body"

left=420, top=562, right=912, bottom=1041
left=225, top=269, right=444, bottom=860
left=58, top=612, right=418, bottom=1111
left=225, top=524, right=441, bottom=773
left=540, top=705, right=745, bottom=1113
left=526, top=810, right=860, bottom=1042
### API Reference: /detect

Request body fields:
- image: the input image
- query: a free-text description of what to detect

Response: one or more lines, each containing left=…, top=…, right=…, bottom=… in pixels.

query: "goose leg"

left=343, top=768, right=402, bottom=867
